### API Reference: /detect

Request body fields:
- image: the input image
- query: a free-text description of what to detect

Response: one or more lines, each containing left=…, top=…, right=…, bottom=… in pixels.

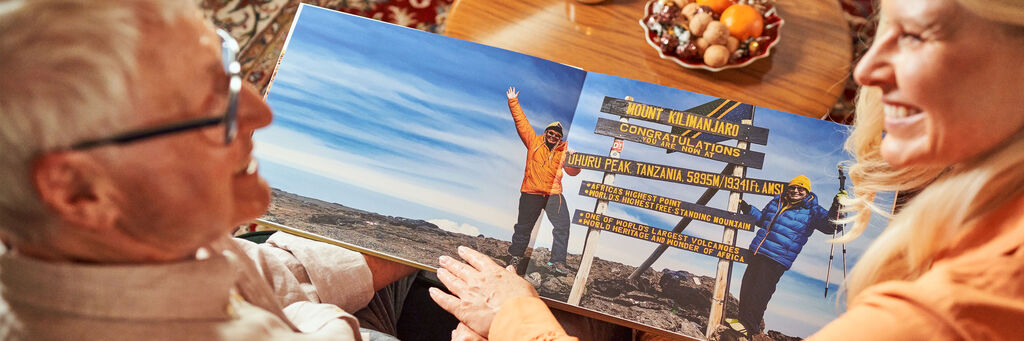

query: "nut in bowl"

left=641, top=0, right=783, bottom=72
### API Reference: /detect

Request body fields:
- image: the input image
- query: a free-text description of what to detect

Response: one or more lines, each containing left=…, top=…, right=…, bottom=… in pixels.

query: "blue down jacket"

left=748, top=192, right=839, bottom=269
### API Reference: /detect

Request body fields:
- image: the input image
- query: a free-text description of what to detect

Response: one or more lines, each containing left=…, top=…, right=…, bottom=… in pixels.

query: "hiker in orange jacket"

left=505, top=86, right=581, bottom=275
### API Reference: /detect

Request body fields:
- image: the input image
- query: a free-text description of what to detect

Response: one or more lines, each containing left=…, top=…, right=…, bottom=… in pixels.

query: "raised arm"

left=812, top=193, right=844, bottom=234
left=507, top=86, right=535, bottom=147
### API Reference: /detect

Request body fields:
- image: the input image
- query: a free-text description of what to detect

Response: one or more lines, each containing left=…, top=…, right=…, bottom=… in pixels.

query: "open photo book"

left=254, top=4, right=894, bottom=340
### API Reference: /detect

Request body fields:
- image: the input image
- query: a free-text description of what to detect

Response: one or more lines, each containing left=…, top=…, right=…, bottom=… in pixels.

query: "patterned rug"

left=200, top=0, right=873, bottom=122
left=199, top=0, right=453, bottom=95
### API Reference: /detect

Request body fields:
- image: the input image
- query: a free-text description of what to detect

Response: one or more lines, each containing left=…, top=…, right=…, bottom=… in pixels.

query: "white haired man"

left=0, top=1, right=412, bottom=339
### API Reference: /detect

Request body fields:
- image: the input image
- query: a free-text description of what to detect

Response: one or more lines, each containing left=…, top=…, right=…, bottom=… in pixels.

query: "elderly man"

left=0, top=0, right=412, bottom=339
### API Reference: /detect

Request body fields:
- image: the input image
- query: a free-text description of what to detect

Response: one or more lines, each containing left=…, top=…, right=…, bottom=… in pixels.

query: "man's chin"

left=232, top=178, right=272, bottom=225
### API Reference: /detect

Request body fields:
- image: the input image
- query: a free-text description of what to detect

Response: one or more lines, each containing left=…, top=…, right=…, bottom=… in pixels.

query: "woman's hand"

left=506, top=87, right=519, bottom=100
left=429, top=246, right=539, bottom=338
left=452, top=323, right=488, bottom=341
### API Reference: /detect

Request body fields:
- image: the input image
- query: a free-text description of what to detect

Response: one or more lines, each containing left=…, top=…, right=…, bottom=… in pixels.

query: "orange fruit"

left=695, top=0, right=734, bottom=14
left=720, top=4, right=764, bottom=41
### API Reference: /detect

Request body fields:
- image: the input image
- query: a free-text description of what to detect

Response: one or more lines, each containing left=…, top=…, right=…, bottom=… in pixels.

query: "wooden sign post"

left=566, top=96, right=632, bottom=306
left=705, top=114, right=754, bottom=339
left=567, top=96, right=770, bottom=338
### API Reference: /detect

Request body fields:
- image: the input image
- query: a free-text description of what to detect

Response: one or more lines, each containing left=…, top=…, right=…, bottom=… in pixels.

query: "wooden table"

left=446, top=0, right=852, bottom=118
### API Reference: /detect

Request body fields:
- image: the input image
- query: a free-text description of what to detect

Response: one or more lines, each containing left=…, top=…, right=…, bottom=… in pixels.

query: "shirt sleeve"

left=233, top=232, right=375, bottom=314
left=749, top=204, right=763, bottom=224
left=509, top=98, right=537, bottom=148
left=809, top=282, right=962, bottom=341
left=490, top=296, right=579, bottom=341
left=280, top=300, right=362, bottom=338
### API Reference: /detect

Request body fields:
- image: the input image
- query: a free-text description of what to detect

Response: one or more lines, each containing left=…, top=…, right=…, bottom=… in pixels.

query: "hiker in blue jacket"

left=731, top=175, right=842, bottom=335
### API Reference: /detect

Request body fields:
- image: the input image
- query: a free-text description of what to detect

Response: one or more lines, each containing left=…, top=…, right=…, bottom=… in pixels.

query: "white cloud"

left=429, top=219, right=481, bottom=236
left=255, top=140, right=516, bottom=231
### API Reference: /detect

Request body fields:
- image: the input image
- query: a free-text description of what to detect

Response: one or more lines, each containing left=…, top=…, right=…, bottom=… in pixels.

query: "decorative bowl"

left=639, top=0, right=784, bottom=72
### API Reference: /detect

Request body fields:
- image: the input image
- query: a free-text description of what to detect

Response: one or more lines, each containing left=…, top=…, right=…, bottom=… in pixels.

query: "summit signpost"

left=566, top=96, right=776, bottom=339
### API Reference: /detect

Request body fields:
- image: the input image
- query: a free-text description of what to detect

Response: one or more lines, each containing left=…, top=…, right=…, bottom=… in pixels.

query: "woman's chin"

left=880, top=137, right=957, bottom=170
left=880, top=137, right=924, bottom=169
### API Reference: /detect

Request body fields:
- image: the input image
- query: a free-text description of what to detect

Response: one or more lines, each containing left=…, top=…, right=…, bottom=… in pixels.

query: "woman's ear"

left=31, top=152, right=121, bottom=231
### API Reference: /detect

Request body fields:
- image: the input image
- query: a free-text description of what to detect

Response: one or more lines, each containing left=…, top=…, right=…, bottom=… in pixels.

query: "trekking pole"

left=825, top=233, right=836, bottom=298
left=841, top=229, right=848, bottom=280
left=825, top=165, right=847, bottom=298
left=839, top=166, right=848, bottom=280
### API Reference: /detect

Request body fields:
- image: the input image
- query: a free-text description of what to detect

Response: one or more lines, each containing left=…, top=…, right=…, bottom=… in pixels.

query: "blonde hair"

left=0, top=0, right=190, bottom=244
left=839, top=0, right=1024, bottom=303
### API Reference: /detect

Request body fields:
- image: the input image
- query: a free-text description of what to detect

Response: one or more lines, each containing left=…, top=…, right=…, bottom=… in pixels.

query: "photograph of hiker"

left=253, top=6, right=585, bottom=275
left=728, top=175, right=844, bottom=335
left=505, top=86, right=582, bottom=276
left=253, top=6, right=893, bottom=339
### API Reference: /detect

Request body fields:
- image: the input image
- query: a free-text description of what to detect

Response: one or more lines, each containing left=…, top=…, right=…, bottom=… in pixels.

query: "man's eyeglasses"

left=68, top=29, right=242, bottom=150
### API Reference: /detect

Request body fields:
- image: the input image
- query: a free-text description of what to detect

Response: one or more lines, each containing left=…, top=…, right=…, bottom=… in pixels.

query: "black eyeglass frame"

left=69, top=29, right=242, bottom=150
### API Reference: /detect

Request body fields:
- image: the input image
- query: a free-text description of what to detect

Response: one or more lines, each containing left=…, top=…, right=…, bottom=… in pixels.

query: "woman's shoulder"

left=821, top=246, right=1024, bottom=340
left=839, top=196, right=1024, bottom=339
left=938, top=194, right=1024, bottom=262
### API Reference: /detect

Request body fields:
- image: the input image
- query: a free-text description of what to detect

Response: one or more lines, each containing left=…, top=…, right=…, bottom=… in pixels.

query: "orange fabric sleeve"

left=508, top=98, right=536, bottom=148
left=808, top=281, right=962, bottom=341
left=490, top=297, right=578, bottom=341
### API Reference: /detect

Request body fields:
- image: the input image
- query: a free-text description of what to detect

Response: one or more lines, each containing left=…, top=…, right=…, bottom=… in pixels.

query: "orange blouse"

left=810, top=195, right=1024, bottom=340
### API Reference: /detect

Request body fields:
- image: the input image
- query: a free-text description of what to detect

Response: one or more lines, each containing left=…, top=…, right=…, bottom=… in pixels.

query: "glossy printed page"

left=256, top=5, right=586, bottom=273
left=255, top=4, right=891, bottom=340
left=546, top=72, right=892, bottom=340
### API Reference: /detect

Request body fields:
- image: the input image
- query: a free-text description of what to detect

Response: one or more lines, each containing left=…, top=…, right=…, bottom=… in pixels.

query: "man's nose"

left=236, top=84, right=273, bottom=133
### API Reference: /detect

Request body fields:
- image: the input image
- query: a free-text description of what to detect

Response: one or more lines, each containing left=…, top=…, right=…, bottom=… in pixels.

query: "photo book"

left=254, top=4, right=893, bottom=340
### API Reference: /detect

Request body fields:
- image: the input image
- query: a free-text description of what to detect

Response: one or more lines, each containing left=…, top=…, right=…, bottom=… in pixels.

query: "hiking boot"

left=547, top=261, right=572, bottom=275
left=725, top=318, right=748, bottom=336
left=507, top=255, right=527, bottom=275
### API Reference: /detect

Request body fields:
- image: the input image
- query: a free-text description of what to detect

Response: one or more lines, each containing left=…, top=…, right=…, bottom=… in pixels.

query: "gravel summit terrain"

left=263, top=188, right=799, bottom=341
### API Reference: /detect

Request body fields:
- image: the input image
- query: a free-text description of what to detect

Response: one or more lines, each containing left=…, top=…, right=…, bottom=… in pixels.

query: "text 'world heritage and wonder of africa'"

left=572, top=210, right=748, bottom=263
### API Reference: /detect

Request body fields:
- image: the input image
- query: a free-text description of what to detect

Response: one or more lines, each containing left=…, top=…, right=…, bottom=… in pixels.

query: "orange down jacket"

left=509, top=98, right=580, bottom=195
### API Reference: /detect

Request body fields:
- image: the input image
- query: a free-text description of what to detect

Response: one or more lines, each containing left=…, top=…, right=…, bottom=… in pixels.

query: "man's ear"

left=31, top=152, right=121, bottom=231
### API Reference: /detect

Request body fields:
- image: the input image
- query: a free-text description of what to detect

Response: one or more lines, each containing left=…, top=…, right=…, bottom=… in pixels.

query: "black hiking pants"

left=738, top=253, right=788, bottom=333
left=507, top=193, right=571, bottom=263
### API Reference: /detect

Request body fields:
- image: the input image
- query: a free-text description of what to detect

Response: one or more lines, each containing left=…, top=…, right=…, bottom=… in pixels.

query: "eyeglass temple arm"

left=69, top=116, right=225, bottom=150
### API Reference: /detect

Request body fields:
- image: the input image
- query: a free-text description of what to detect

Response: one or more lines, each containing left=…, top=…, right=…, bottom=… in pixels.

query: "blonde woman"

left=810, top=0, right=1024, bottom=338
left=431, top=0, right=1024, bottom=339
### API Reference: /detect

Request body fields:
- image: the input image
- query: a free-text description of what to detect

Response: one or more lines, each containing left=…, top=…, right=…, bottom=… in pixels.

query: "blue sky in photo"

left=255, top=5, right=893, bottom=339
left=256, top=5, right=585, bottom=240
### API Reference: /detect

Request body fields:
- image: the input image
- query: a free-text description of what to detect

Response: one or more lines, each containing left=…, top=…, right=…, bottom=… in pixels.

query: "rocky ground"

left=264, top=188, right=799, bottom=340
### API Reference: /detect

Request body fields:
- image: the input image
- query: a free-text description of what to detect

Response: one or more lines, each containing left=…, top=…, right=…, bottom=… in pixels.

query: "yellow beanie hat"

left=545, top=121, right=563, bottom=135
left=788, top=175, right=811, bottom=192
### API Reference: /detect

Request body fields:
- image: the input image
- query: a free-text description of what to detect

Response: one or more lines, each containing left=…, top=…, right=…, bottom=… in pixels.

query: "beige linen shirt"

left=0, top=232, right=375, bottom=340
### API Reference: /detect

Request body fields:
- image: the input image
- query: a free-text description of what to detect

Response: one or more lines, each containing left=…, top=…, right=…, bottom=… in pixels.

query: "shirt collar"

left=1, top=249, right=238, bottom=320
